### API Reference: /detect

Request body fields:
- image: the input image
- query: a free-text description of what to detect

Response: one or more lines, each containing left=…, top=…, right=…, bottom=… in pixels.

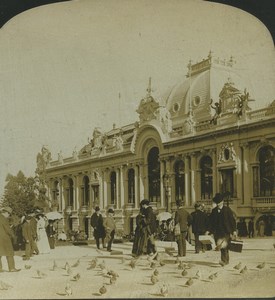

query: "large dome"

left=160, top=53, right=253, bottom=126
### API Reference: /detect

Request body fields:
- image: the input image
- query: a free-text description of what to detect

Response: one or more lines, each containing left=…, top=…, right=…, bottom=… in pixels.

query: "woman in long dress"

left=132, top=207, right=148, bottom=257
left=36, top=214, right=50, bottom=254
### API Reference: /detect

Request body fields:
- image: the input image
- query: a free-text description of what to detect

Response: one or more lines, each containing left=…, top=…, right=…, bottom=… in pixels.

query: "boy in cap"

left=0, top=207, right=21, bottom=272
left=191, top=203, right=209, bottom=253
left=207, top=193, right=237, bottom=266
left=103, top=208, right=116, bottom=252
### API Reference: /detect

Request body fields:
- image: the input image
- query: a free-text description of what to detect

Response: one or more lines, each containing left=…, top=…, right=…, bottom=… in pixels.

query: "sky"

left=0, top=0, right=275, bottom=197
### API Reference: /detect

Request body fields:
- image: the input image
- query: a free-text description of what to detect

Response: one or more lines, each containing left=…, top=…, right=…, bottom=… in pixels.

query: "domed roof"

left=160, top=54, right=251, bottom=126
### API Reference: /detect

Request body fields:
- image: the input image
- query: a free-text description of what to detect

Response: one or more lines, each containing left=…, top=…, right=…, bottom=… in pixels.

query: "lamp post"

left=163, top=173, right=171, bottom=212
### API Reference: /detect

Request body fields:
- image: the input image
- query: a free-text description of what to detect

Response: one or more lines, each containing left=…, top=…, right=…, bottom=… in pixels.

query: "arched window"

left=128, top=169, right=135, bottom=204
left=110, top=171, right=116, bottom=205
left=83, top=176, right=90, bottom=206
left=52, top=180, right=59, bottom=202
left=200, top=156, right=213, bottom=199
left=259, top=146, right=275, bottom=196
left=148, top=147, right=160, bottom=203
left=174, top=160, right=185, bottom=202
left=68, top=178, right=74, bottom=207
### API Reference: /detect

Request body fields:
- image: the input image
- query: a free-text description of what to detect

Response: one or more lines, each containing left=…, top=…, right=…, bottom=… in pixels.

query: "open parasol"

left=157, top=212, right=172, bottom=222
left=45, top=211, right=63, bottom=221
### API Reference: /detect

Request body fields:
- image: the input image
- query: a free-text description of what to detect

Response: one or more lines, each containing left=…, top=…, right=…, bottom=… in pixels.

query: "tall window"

left=68, top=178, right=74, bottom=207
left=110, top=171, right=116, bottom=205
left=148, top=147, right=160, bottom=203
left=200, top=156, right=213, bottom=199
left=175, top=160, right=185, bottom=202
left=83, top=176, right=90, bottom=206
left=128, top=169, right=135, bottom=204
left=259, top=146, right=275, bottom=196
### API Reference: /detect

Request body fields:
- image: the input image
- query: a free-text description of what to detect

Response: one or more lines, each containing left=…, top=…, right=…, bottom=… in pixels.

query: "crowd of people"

left=0, top=207, right=57, bottom=272
left=130, top=193, right=238, bottom=267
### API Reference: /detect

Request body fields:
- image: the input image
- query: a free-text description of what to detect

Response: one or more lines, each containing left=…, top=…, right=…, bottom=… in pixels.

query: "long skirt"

left=132, top=228, right=148, bottom=256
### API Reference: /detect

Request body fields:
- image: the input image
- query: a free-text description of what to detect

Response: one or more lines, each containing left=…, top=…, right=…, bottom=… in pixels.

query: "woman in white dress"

left=36, top=214, right=50, bottom=254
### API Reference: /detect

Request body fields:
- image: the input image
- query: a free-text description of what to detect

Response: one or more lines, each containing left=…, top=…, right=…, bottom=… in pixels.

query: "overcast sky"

left=0, top=0, right=274, bottom=197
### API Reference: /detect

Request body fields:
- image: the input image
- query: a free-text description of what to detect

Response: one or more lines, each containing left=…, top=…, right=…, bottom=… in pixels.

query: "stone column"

left=74, top=175, right=80, bottom=211
left=211, top=149, right=217, bottom=196
left=190, top=153, right=196, bottom=206
left=160, top=159, right=165, bottom=208
left=134, top=165, right=139, bottom=209
left=242, top=143, right=251, bottom=205
left=235, top=144, right=242, bottom=201
left=139, top=163, right=145, bottom=201
left=184, top=155, right=190, bottom=206
left=120, top=166, right=125, bottom=209
left=103, top=170, right=108, bottom=209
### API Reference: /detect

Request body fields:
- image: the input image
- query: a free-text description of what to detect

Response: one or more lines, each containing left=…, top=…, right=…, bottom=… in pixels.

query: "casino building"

left=40, top=52, right=275, bottom=238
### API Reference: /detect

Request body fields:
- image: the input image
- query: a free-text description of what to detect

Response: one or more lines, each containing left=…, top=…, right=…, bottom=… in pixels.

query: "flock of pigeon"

left=0, top=249, right=271, bottom=297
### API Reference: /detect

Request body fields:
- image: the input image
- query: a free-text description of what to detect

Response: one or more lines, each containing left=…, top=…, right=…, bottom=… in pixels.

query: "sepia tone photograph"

left=0, top=0, right=275, bottom=298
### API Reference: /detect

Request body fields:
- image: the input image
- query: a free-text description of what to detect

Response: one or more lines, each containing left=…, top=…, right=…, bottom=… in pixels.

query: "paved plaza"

left=0, top=237, right=274, bottom=299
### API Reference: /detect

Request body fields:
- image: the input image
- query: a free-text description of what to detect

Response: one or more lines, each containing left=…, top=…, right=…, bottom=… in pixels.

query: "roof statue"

left=36, top=145, right=52, bottom=174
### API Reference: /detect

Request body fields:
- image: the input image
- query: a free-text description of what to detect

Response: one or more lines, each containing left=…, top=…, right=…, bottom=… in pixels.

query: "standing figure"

left=208, top=193, right=237, bottom=266
left=248, top=218, right=254, bottom=238
left=174, top=200, right=192, bottom=257
left=103, top=208, right=116, bottom=252
left=140, top=199, right=157, bottom=256
left=29, top=210, right=39, bottom=255
left=0, top=207, right=21, bottom=272
left=22, top=216, right=34, bottom=260
left=36, top=214, right=50, bottom=254
left=46, top=220, right=56, bottom=249
left=90, top=206, right=106, bottom=249
left=258, top=219, right=265, bottom=237
left=132, top=207, right=148, bottom=257
left=191, top=203, right=209, bottom=253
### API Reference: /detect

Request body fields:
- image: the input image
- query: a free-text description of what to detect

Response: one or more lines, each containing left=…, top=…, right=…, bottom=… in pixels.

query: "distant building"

left=42, top=52, right=275, bottom=238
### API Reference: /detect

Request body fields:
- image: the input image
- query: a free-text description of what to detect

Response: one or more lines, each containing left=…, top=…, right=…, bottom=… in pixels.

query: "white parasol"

left=157, top=212, right=172, bottom=222
left=45, top=211, right=63, bottom=220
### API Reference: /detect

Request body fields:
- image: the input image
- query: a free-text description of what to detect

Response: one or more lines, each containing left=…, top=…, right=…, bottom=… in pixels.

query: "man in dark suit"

left=175, top=200, right=192, bottom=257
left=208, top=193, right=237, bottom=266
left=90, top=206, right=106, bottom=249
left=0, top=207, right=21, bottom=272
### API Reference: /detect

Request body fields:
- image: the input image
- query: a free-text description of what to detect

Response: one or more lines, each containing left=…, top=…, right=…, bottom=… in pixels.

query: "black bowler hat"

left=108, top=208, right=114, bottom=214
left=213, top=193, right=224, bottom=204
left=95, top=206, right=100, bottom=212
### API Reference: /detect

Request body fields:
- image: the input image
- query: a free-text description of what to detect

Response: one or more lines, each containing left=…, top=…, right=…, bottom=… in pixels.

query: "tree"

left=1, top=171, right=47, bottom=219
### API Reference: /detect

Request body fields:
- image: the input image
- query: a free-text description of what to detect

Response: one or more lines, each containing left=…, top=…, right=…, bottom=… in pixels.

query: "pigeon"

left=107, top=270, right=119, bottom=278
left=185, top=278, right=194, bottom=286
left=65, top=282, right=72, bottom=296
left=256, top=262, right=265, bottom=269
left=0, top=281, right=13, bottom=290
left=99, top=285, right=107, bottom=295
left=181, top=269, right=188, bottom=277
left=98, top=260, right=106, bottom=271
left=212, top=272, right=218, bottom=278
left=159, top=260, right=166, bottom=267
left=178, top=261, right=185, bottom=270
left=72, top=259, right=80, bottom=268
left=151, top=274, right=159, bottom=285
left=240, top=266, right=248, bottom=274
left=150, top=261, right=157, bottom=269
left=36, top=269, right=47, bottom=279
left=25, top=264, right=32, bottom=270
left=193, top=270, right=201, bottom=279
left=233, top=262, right=242, bottom=270
left=160, top=283, right=168, bottom=297
left=208, top=274, right=215, bottom=281
left=64, top=262, right=70, bottom=270
left=129, top=259, right=136, bottom=269
left=87, top=259, right=97, bottom=270
left=110, top=276, right=117, bottom=285
left=72, top=273, right=80, bottom=281
left=153, top=268, right=159, bottom=276
left=66, top=266, right=73, bottom=276
left=52, top=260, right=58, bottom=271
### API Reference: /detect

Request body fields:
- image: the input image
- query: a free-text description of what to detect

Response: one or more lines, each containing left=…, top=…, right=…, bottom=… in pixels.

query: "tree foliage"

left=1, top=170, right=49, bottom=218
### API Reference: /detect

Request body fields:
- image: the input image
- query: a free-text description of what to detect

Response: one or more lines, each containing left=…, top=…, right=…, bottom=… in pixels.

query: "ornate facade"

left=42, top=52, right=275, bottom=238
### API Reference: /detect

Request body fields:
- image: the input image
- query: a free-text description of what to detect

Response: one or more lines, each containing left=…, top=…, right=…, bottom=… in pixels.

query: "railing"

left=252, top=197, right=275, bottom=205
